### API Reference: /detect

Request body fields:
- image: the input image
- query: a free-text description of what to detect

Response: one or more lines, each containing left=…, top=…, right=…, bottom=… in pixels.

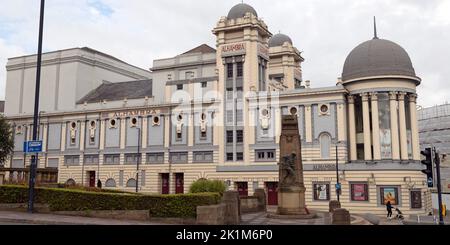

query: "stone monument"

left=276, top=115, right=310, bottom=216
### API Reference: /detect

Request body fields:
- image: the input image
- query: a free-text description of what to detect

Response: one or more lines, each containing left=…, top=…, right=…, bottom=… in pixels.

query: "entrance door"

left=236, top=182, right=248, bottom=197
left=266, top=182, right=278, bottom=205
left=161, top=173, right=169, bottom=194
left=88, top=171, right=96, bottom=187
left=175, top=173, right=184, bottom=194
left=0, top=174, right=4, bottom=185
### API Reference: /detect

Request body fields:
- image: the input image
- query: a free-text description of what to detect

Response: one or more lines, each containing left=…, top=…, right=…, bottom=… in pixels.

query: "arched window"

left=105, top=178, right=116, bottom=187
left=126, top=178, right=137, bottom=187
left=319, top=133, right=331, bottom=159
left=66, top=179, right=76, bottom=186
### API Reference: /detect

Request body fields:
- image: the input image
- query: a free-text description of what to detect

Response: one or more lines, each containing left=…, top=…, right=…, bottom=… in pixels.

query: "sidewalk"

left=0, top=211, right=167, bottom=225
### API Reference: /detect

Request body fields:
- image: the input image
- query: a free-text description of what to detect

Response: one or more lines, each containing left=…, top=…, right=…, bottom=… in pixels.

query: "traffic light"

left=421, top=147, right=433, bottom=187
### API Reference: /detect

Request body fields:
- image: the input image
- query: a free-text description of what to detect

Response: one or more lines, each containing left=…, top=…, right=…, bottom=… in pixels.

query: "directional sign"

left=23, top=141, right=43, bottom=153
left=335, top=183, right=341, bottom=190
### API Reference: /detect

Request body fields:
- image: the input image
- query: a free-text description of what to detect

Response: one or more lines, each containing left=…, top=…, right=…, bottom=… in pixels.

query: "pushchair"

left=394, top=207, right=404, bottom=220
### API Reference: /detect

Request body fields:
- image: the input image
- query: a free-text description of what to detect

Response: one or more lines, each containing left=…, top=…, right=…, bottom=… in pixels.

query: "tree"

left=0, top=115, right=14, bottom=165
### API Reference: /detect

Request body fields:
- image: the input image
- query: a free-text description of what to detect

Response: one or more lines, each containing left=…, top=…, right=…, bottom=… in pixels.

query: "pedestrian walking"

left=386, top=201, right=393, bottom=219
left=97, top=179, right=102, bottom=188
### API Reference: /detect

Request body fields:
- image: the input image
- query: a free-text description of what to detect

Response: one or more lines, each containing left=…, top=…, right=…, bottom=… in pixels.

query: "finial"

left=373, top=16, right=378, bottom=39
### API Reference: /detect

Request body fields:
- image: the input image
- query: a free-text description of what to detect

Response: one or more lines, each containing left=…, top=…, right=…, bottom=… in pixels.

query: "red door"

left=175, top=173, right=184, bottom=194
left=266, top=182, right=278, bottom=205
left=89, top=171, right=96, bottom=187
left=161, top=173, right=169, bottom=194
left=236, top=182, right=248, bottom=197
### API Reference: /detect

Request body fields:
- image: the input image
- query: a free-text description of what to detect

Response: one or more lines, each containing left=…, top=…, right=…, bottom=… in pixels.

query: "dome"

left=269, top=33, right=293, bottom=47
left=227, top=3, right=258, bottom=19
left=342, top=38, right=417, bottom=82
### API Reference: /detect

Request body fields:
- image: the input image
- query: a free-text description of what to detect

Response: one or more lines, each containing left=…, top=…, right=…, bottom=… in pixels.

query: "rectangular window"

left=226, top=153, right=234, bottom=161
left=104, top=154, right=120, bottom=165
left=125, top=153, right=141, bottom=165
left=236, top=130, right=243, bottom=143
left=256, top=150, right=275, bottom=161
left=64, top=155, right=80, bottom=166
left=170, top=152, right=188, bottom=164
left=176, top=132, right=182, bottom=141
left=226, top=131, right=233, bottom=143
left=226, top=110, right=233, bottom=123
left=193, top=151, right=214, bottom=163
left=236, top=62, right=243, bottom=77
left=84, top=155, right=99, bottom=165
left=176, top=84, right=183, bottom=90
left=313, top=183, right=330, bottom=201
left=236, top=152, right=243, bottom=161
left=146, top=153, right=164, bottom=164
left=227, top=63, right=233, bottom=79
left=236, top=110, right=243, bottom=122
left=201, top=82, right=207, bottom=88
left=350, top=183, right=369, bottom=201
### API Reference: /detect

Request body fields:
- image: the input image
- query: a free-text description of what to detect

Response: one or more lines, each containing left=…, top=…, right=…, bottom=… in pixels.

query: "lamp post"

left=335, top=144, right=341, bottom=202
left=135, top=125, right=141, bottom=193
left=28, top=0, right=45, bottom=213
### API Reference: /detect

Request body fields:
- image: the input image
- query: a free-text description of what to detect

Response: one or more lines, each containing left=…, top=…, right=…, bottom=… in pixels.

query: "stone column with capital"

left=371, top=93, right=381, bottom=160
left=348, top=95, right=357, bottom=161
left=361, top=93, right=372, bottom=161
left=389, top=92, right=400, bottom=160
left=409, top=94, right=420, bottom=160
left=398, top=92, right=409, bottom=160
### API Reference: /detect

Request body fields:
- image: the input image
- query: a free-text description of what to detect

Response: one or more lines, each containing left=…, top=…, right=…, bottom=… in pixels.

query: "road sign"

left=23, top=141, right=43, bottom=153
left=335, top=183, right=341, bottom=190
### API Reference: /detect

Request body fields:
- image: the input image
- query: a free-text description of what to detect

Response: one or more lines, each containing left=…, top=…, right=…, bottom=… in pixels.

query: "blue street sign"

left=23, top=141, right=43, bottom=153
left=427, top=177, right=433, bottom=188
left=335, top=183, right=341, bottom=190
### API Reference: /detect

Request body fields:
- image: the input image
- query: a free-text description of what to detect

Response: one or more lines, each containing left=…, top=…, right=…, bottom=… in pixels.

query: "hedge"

left=189, top=179, right=226, bottom=194
left=0, top=185, right=221, bottom=218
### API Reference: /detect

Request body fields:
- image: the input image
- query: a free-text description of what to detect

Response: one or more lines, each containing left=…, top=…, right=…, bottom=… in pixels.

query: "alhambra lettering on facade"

left=0, top=3, right=430, bottom=216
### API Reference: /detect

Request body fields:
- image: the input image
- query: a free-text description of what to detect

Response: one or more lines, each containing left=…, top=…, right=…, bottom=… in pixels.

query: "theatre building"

left=1, top=3, right=429, bottom=215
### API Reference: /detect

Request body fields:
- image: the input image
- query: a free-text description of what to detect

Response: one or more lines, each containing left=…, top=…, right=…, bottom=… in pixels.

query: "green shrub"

left=0, top=185, right=220, bottom=218
left=189, top=179, right=226, bottom=194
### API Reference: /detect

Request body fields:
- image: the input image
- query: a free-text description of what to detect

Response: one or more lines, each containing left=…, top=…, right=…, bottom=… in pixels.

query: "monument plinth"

left=276, top=115, right=310, bottom=217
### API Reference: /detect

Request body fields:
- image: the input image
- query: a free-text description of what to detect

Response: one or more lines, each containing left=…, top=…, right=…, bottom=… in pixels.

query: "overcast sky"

left=0, top=0, right=449, bottom=108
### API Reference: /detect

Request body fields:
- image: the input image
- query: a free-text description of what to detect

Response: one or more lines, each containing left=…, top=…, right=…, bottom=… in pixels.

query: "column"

left=142, top=117, right=148, bottom=149
left=305, top=105, right=312, bottom=143
left=348, top=96, right=357, bottom=161
left=61, top=123, right=66, bottom=151
left=389, top=92, right=400, bottom=160
left=337, top=103, right=346, bottom=142
left=371, top=93, right=381, bottom=160
left=361, top=93, right=372, bottom=161
left=409, top=94, right=420, bottom=161
left=188, top=113, right=194, bottom=147
left=99, top=120, right=105, bottom=150
left=120, top=118, right=126, bottom=149
left=398, top=92, right=409, bottom=160
left=79, top=121, right=85, bottom=152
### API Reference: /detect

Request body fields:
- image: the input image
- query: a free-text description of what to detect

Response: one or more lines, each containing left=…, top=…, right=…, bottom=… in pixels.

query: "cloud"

left=0, top=0, right=449, bottom=107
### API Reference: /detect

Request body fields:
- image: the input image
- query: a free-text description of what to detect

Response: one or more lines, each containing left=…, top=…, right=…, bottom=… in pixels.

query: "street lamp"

left=135, top=121, right=141, bottom=193
left=335, top=144, right=341, bottom=202
left=28, top=0, right=45, bottom=213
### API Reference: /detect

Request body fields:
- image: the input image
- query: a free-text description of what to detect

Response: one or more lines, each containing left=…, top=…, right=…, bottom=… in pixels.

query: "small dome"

left=342, top=38, right=417, bottom=82
left=227, top=3, right=258, bottom=19
left=269, top=33, right=293, bottom=47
